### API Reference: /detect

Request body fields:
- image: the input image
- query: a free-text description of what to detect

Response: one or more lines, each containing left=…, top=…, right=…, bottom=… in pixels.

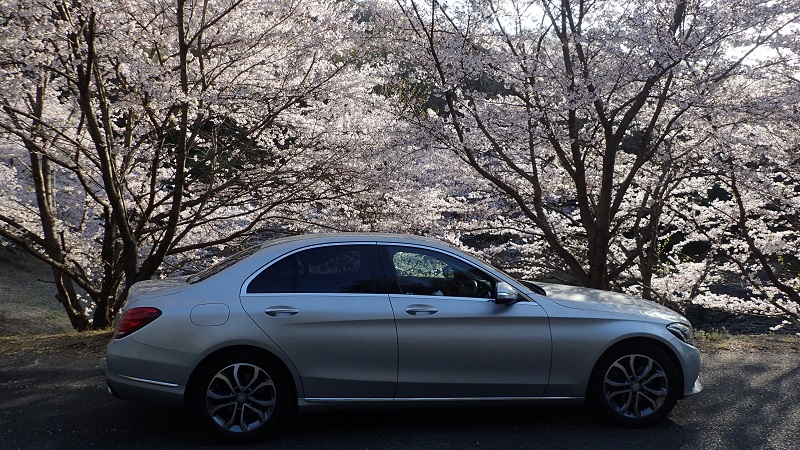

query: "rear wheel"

left=190, top=352, right=291, bottom=443
left=589, top=342, right=679, bottom=427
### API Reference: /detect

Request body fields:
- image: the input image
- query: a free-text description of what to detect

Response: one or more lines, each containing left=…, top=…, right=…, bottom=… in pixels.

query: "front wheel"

left=589, top=342, right=679, bottom=427
left=190, top=352, right=292, bottom=443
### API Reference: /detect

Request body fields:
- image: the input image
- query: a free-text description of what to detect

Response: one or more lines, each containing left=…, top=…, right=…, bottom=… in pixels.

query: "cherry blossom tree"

left=0, top=0, right=382, bottom=330
left=680, top=67, right=800, bottom=321
left=381, top=0, right=800, bottom=313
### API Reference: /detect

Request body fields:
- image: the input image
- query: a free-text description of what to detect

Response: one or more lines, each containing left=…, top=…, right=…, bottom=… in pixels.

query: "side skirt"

left=297, top=396, right=584, bottom=411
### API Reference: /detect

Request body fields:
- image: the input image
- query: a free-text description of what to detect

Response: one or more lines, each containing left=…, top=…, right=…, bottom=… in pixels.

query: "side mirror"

left=494, top=281, right=520, bottom=305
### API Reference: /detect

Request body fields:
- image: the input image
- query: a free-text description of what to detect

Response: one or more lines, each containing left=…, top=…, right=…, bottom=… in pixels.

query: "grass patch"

left=695, top=327, right=731, bottom=342
left=0, top=245, right=74, bottom=337
left=0, top=330, right=113, bottom=356
left=694, top=333, right=800, bottom=353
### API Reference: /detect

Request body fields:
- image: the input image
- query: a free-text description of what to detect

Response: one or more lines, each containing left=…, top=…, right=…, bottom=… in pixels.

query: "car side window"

left=385, top=246, right=494, bottom=298
left=247, top=245, right=381, bottom=294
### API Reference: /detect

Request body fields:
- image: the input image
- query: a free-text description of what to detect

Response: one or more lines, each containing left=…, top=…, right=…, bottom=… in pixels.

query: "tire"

left=589, top=342, right=679, bottom=428
left=190, top=351, right=292, bottom=443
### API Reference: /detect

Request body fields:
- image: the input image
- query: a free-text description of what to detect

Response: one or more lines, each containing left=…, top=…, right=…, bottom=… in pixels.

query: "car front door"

left=381, top=244, right=552, bottom=398
left=240, top=243, right=397, bottom=399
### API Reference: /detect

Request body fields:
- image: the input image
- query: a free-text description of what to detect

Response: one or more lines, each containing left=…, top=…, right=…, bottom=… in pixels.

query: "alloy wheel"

left=205, top=363, right=277, bottom=433
left=602, top=353, right=668, bottom=418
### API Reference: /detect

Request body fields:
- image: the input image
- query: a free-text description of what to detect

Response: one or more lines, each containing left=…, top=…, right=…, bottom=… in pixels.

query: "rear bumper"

left=106, top=336, right=202, bottom=408
left=106, top=373, right=185, bottom=408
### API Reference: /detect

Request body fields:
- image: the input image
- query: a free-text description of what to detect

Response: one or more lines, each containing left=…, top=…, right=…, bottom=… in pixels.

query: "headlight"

left=667, top=322, right=694, bottom=345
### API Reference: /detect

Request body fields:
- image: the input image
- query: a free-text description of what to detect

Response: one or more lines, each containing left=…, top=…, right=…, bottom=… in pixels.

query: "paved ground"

left=0, top=340, right=798, bottom=449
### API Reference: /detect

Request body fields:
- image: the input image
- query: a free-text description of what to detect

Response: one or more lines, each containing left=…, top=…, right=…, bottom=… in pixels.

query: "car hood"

left=127, top=277, right=190, bottom=302
left=538, top=283, right=688, bottom=323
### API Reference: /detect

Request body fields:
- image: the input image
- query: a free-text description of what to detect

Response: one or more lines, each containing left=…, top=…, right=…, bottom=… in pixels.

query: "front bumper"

left=686, top=378, right=703, bottom=397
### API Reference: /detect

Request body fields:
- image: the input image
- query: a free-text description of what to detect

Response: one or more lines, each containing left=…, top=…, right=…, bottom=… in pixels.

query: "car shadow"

left=10, top=348, right=799, bottom=449
left=266, top=404, right=697, bottom=449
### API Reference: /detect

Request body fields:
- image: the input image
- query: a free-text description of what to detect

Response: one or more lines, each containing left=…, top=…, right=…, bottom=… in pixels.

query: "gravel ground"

left=0, top=333, right=798, bottom=449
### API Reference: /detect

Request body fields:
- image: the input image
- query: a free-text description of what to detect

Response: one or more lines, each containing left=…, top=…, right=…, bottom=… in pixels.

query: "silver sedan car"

left=106, top=233, right=701, bottom=442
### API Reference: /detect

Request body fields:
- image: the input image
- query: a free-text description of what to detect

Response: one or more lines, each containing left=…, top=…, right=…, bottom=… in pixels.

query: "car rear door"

left=240, top=243, right=397, bottom=399
left=381, top=244, right=552, bottom=398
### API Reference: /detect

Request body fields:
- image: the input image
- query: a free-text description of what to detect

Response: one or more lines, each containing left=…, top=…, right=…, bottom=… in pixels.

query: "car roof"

left=188, top=233, right=469, bottom=286
left=257, top=232, right=448, bottom=249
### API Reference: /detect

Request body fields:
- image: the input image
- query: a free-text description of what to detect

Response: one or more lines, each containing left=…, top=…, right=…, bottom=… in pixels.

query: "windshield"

left=186, top=245, right=260, bottom=284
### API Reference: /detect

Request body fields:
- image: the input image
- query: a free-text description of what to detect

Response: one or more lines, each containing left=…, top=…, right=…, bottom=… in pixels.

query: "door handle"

left=405, top=304, right=438, bottom=315
left=265, top=306, right=299, bottom=317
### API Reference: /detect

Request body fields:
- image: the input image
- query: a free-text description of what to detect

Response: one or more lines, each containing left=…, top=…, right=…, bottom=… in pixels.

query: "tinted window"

left=385, top=246, right=494, bottom=298
left=247, top=245, right=381, bottom=294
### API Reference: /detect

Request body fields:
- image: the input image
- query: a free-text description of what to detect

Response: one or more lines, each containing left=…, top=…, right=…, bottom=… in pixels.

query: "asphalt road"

left=1, top=346, right=798, bottom=449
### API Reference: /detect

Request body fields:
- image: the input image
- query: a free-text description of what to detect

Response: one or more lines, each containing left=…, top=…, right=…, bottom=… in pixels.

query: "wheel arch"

left=183, top=345, right=299, bottom=410
left=586, top=336, right=685, bottom=400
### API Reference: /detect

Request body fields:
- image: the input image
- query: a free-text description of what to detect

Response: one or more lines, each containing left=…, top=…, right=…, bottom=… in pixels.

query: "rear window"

left=187, top=245, right=260, bottom=284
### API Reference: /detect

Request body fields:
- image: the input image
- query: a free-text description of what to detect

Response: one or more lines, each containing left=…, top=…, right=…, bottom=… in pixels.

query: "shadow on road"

left=2, top=347, right=798, bottom=449
left=691, top=351, right=800, bottom=449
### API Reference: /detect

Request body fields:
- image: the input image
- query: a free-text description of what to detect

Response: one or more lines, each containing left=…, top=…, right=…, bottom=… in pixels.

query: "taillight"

left=115, top=307, right=162, bottom=339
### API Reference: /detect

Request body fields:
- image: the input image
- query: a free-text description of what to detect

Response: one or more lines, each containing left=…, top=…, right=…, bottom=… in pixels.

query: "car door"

left=381, top=244, right=552, bottom=398
left=240, top=243, right=397, bottom=399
